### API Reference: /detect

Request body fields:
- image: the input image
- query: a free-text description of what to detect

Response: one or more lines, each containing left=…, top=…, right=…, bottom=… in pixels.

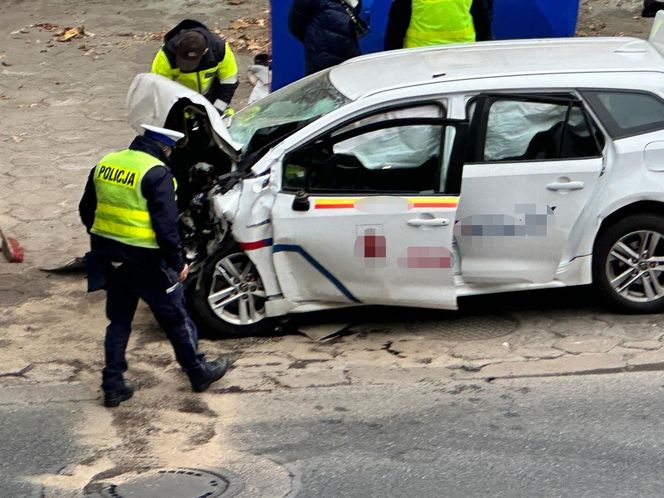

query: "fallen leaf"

left=56, top=26, right=88, bottom=42
left=11, top=136, right=23, bottom=144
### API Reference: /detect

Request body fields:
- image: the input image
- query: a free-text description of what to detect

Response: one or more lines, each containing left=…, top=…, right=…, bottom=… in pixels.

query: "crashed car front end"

left=125, top=70, right=352, bottom=334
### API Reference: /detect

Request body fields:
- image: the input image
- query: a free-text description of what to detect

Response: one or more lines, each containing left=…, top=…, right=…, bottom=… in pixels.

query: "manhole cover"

left=96, top=468, right=231, bottom=498
left=404, top=314, right=519, bottom=341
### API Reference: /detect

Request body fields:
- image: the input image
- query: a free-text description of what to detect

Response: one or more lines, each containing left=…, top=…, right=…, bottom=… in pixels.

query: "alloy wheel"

left=606, top=230, right=664, bottom=303
left=207, top=252, right=267, bottom=325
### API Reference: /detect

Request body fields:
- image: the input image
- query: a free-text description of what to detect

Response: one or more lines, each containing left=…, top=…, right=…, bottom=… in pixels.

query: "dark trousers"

left=102, top=262, right=205, bottom=392
left=644, top=0, right=664, bottom=17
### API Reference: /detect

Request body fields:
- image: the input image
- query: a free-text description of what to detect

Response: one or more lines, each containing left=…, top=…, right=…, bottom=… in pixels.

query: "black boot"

left=103, top=381, right=135, bottom=408
left=188, top=358, right=230, bottom=392
left=643, top=0, right=664, bottom=17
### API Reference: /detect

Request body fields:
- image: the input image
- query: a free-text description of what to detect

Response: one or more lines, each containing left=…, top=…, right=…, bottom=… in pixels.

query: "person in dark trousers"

left=152, top=19, right=238, bottom=113
left=289, top=0, right=364, bottom=75
left=385, top=0, right=493, bottom=50
left=79, top=124, right=229, bottom=408
left=643, top=0, right=664, bottom=17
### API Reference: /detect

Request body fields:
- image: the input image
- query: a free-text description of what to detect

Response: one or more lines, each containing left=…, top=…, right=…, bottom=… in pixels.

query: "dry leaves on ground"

left=29, top=23, right=93, bottom=42
left=215, top=17, right=271, bottom=53
left=228, top=17, right=268, bottom=30
left=132, top=31, right=166, bottom=43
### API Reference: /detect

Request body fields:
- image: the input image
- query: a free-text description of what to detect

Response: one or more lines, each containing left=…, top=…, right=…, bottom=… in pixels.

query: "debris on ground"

left=1, top=229, right=24, bottom=263
left=39, top=256, right=87, bottom=274
left=298, top=323, right=352, bottom=342
left=0, top=364, right=33, bottom=377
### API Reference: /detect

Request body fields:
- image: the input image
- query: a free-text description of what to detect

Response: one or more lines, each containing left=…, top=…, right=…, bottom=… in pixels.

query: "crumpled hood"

left=126, top=73, right=243, bottom=158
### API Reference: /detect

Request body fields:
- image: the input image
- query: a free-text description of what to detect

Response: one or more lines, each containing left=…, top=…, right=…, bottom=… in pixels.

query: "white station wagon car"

left=129, top=14, right=664, bottom=336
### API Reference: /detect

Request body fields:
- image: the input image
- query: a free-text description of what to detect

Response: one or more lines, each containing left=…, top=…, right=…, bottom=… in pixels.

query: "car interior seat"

left=523, top=121, right=599, bottom=160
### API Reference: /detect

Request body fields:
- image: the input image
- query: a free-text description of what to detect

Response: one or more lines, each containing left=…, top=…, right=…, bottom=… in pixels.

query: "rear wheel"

left=189, top=243, right=276, bottom=337
left=593, top=214, right=664, bottom=313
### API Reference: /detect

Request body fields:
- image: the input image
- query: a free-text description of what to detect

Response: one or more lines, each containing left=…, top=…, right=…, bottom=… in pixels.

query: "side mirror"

left=292, top=191, right=310, bottom=212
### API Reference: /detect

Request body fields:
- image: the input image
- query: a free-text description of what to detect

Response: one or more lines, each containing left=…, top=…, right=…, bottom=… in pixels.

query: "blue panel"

left=494, top=0, right=580, bottom=39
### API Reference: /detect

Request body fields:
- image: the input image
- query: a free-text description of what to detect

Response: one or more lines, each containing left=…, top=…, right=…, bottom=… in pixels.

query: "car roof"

left=329, top=37, right=664, bottom=100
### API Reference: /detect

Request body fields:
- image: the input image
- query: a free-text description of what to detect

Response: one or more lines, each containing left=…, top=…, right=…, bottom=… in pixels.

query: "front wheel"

left=593, top=214, right=664, bottom=314
left=189, top=243, right=276, bottom=337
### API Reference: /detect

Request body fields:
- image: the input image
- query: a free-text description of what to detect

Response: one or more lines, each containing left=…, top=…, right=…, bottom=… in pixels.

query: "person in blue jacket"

left=289, top=0, right=365, bottom=75
left=79, top=125, right=229, bottom=407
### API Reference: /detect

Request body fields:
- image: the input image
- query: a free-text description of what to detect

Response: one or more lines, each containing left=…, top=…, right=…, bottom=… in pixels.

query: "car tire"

left=189, top=242, right=277, bottom=337
left=593, top=213, right=664, bottom=314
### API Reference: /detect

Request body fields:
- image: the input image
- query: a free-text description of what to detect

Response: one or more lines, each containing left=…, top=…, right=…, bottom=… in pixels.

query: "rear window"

left=582, top=90, right=664, bottom=139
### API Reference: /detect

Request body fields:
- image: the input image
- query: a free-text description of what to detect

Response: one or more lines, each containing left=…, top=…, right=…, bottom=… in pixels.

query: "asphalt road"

left=228, top=371, right=664, bottom=498
left=0, top=398, right=84, bottom=497
left=3, top=372, right=664, bottom=497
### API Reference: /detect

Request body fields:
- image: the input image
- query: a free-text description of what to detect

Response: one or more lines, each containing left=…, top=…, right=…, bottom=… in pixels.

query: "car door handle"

left=547, top=181, right=585, bottom=191
left=407, top=218, right=450, bottom=227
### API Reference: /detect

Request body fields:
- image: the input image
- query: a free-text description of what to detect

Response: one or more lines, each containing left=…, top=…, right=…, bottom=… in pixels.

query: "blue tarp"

left=271, top=0, right=580, bottom=90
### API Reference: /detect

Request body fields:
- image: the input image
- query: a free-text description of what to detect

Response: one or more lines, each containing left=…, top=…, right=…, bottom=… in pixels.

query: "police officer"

left=79, top=124, right=229, bottom=407
left=151, top=19, right=239, bottom=113
left=384, top=0, right=493, bottom=50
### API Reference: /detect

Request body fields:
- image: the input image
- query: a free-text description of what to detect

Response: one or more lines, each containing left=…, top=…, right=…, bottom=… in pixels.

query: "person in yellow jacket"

left=79, top=124, right=230, bottom=407
left=384, top=0, right=493, bottom=50
left=151, top=19, right=238, bottom=113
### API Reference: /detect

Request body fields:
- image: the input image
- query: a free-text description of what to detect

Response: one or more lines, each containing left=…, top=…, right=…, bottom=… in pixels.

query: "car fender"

left=580, top=192, right=664, bottom=257
left=228, top=176, right=282, bottom=297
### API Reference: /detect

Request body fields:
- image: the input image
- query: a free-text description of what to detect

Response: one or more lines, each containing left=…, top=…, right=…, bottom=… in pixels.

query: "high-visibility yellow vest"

left=151, top=43, right=238, bottom=95
left=90, top=150, right=167, bottom=249
left=404, top=0, right=476, bottom=48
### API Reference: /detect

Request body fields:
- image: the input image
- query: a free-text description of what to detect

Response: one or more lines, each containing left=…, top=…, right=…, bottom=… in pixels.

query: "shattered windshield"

left=228, top=70, right=349, bottom=147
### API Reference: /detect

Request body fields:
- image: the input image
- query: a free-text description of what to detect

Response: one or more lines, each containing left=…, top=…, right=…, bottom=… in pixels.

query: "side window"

left=283, top=122, right=452, bottom=194
left=582, top=90, right=664, bottom=139
left=479, top=99, right=603, bottom=162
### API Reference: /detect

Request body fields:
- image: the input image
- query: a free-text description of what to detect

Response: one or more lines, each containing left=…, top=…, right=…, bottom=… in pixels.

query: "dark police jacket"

left=79, top=136, right=185, bottom=280
left=384, top=0, right=494, bottom=50
left=289, top=0, right=362, bottom=75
